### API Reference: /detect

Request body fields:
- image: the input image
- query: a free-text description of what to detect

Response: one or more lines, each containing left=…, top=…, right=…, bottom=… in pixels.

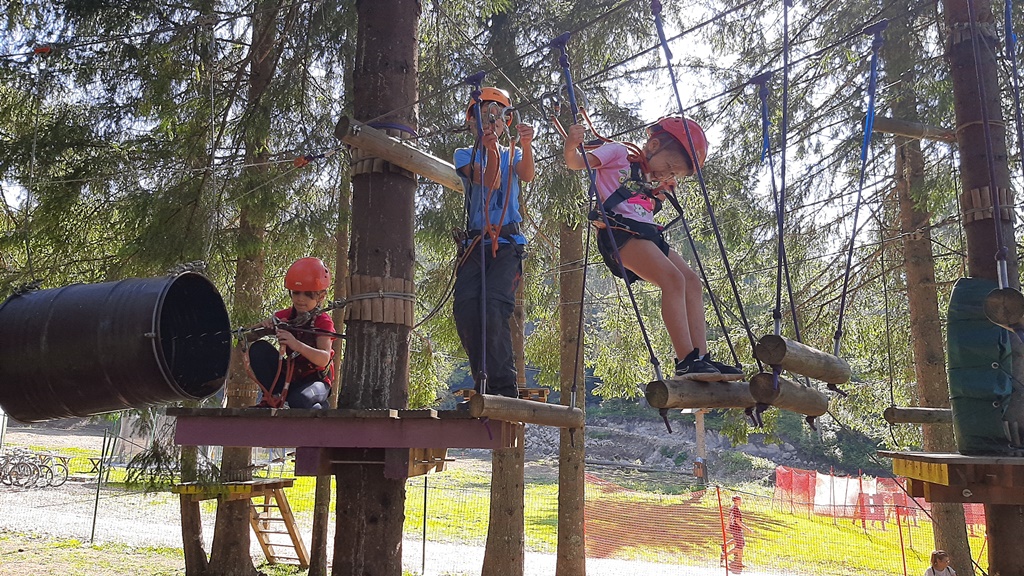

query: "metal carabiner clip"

left=500, top=105, right=521, bottom=144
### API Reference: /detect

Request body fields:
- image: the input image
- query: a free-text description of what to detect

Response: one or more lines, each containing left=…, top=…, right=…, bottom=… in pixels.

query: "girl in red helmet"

left=452, top=87, right=535, bottom=398
left=563, top=118, right=740, bottom=378
left=249, top=257, right=336, bottom=408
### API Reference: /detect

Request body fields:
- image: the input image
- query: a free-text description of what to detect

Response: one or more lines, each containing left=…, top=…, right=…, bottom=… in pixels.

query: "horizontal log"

left=883, top=406, right=953, bottom=425
left=872, top=116, right=956, bottom=143
left=334, top=116, right=464, bottom=193
left=983, top=287, right=1024, bottom=331
left=749, top=373, right=829, bottom=417
left=754, top=335, right=851, bottom=384
left=467, top=394, right=585, bottom=428
left=644, top=379, right=755, bottom=410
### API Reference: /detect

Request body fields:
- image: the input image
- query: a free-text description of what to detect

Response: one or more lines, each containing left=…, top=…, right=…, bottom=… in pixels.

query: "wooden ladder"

left=248, top=486, right=310, bottom=569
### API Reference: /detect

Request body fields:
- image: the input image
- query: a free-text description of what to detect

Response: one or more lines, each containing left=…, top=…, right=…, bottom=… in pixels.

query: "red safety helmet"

left=285, top=257, right=331, bottom=291
left=465, top=87, right=513, bottom=125
left=648, top=116, right=708, bottom=172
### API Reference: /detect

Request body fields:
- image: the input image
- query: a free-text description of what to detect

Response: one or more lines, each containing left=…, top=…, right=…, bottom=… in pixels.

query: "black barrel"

left=0, top=272, right=231, bottom=422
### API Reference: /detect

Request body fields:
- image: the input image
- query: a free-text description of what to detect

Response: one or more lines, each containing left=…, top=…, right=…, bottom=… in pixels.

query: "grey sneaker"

left=674, top=348, right=721, bottom=377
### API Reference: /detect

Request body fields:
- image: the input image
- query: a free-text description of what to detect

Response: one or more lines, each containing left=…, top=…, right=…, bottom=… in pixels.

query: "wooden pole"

left=334, top=116, right=464, bottom=193
left=983, top=287, right=1024, bottom=331
left=468, top=394, right=585, bottom=428
left=644, top=379, right=755, bottom=410
left=872, top=115, right=956, bottom=143
left=748, top=373, right=829, bottom=417
left=882, top=406, right=954, bottom=425
left=754, top=335, right=852, bottom=385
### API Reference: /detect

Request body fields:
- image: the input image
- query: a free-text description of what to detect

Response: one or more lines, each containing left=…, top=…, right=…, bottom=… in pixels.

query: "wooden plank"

left=468, top=393, right=584, bottom=428
left=883, top=406, right=953, bottom=424
left=396, top=409, right=438, bottom=419
left=984, top=287, right=1024, bottom=332
left=274, top=488, right=311, bottom=568
left=644, top=379, right=755, bottom=410
left=334, top=116, right=464, bottom=193
left=922, top=481, right=1024, bottom=505
left=748, top=373, right=829, bottom=417
left=893, top=456, right=950, bottom=486
left=383, top=278, right=396, bottom=324
left=173, top=410, right=515, bottom=450
left=172, top=478, right=294, bottom=495
left=166, top=408, right=400, bottom=419
left=879, top=450, right=1024, bottom=466
left=754, top=335, right=851, bottom=384
left=871, top=115, right=956, bottom=143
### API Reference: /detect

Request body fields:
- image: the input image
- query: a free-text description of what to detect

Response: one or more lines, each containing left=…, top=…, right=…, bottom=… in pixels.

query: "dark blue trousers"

left=453, top=242, right=523, bottom=398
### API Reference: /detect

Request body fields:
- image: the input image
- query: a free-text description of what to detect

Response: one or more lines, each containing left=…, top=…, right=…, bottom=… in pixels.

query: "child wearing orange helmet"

left=249, top=257, right=336, bottom=409
left=453, top=87, right=535, bottom=398
left=563, top=117, right=740, bottom=379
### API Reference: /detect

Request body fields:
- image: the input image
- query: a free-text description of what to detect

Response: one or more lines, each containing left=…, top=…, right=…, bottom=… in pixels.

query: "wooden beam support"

left=883, top=406, right=954, bottom=425
left=748, top=373, right=829, bottom=417
left=872, top=115, right=956, bottom=143
left=467, top=393, right=584, bottom=428
left=644, top=379, right=755, bottom=410
left=754, top=335, right=851, bottom=385
left=168, top=407, right=516, bottom=450
left=334, top=116, right=464, bottom=193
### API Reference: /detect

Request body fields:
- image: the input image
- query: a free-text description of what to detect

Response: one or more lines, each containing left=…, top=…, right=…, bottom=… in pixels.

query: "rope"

left=833, top=20, right=887, bottom=359
left=778, top=0, right=791, bottom=339
left=466, top=74, right=492, bottom=394
left=650, top=0, right=759, bottom=366
left=661, top=193, right=743, bottom=369
left=551, top=32, right=663, bottom=386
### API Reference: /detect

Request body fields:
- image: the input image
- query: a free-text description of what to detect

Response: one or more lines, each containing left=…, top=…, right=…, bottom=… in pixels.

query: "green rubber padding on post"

left=947, top=277, right=1012, bottom=455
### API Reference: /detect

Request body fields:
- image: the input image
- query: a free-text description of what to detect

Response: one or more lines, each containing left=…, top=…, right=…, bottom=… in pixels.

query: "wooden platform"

left=173, top=478, right=309, bottom=568
left=166, top=407, right=519, bottom=479
left=879, top=450, right=1024, bottom=504
left=172, top=478, right=295, bottom=501
left=167, top=407, right=518, bottom=450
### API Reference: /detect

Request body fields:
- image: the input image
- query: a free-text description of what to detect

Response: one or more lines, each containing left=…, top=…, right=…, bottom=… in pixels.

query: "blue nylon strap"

left=833, top=20, right=887, bottom=358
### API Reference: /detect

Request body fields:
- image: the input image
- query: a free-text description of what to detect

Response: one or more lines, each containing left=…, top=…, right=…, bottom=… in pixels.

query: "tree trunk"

left=332, top=1, right=419, bottom=574
left=309, top=150, right=352, bottom=576
left=482, top=426, right=526, bottom=576
left=556, top=221, right=586, bottom=576
left=479, top=12, right=527, bottom=576
left=895, top=135, right=972, bottom=573
left=941, top=1, right=1024, bottom=573
left=180, top=441, right=209, bottom=576
left=207, top=3, right=283, bottom=573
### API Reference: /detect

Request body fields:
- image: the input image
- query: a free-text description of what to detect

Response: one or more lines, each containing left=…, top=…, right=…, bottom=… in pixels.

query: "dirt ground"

left=0, top=531, right=186, bottom=576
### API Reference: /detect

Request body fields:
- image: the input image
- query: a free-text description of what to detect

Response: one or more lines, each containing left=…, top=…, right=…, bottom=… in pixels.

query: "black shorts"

left=595, top=217, right=669, bottom=285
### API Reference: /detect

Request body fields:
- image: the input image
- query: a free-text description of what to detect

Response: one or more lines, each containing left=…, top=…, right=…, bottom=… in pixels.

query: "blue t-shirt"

left=454, top=145, right=526, bottom=245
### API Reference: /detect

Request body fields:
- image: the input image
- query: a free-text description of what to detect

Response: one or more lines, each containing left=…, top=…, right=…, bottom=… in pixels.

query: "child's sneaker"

left=674, top=348, right=721, bottom=378
left=704, top=352, right=743, bottom=376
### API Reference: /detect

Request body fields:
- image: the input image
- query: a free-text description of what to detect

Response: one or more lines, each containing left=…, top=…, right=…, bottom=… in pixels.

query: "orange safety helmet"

left=285, top=257, right=331, bottom=291
left=648, top=116, right=708, bottom=172
left=465, top=87, right=513, bottom=125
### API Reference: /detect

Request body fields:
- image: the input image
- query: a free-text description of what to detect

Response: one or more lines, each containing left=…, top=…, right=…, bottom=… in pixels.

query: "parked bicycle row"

left=1, top=447, right=70, bottom=488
